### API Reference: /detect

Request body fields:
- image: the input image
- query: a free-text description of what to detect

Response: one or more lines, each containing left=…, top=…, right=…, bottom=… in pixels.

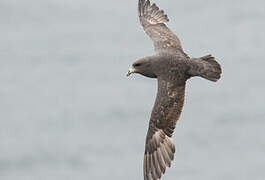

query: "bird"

left=126, top=0, right=222, bottom=180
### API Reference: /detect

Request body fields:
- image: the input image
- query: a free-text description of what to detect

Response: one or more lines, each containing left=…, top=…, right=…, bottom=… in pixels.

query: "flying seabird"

left=127, top=0, right=222, bottom=180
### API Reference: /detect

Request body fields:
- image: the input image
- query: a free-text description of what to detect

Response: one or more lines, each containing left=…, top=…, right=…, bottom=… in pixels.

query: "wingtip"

left=139, top=0, right=169, bottom=26
left=144, top=130, right=176, bottom=180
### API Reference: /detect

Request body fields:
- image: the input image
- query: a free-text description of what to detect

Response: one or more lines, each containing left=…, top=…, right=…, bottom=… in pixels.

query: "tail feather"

left=188, top=54, right=222, bottom=82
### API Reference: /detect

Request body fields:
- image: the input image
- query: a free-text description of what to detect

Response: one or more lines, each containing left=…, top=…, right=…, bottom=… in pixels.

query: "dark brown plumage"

left=127, top=0, right=222, bottom=180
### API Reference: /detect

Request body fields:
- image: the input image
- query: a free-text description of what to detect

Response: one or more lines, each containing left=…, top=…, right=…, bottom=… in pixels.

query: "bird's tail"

left=188, top=55, right=222, bottom=82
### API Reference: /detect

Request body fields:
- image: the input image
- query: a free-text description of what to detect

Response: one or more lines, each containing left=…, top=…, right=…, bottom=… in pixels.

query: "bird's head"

left=127, top=58, right=157, bottom=78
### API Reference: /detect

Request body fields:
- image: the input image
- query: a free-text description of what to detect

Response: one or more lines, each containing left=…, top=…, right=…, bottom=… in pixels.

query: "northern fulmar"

left=127, top=0, right=222, bottom=180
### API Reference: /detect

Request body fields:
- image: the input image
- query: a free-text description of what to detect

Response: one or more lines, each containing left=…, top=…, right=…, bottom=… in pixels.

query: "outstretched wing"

left=139, top=0, right=183, bottom=54
left=144, top=79, right=186, bottom=180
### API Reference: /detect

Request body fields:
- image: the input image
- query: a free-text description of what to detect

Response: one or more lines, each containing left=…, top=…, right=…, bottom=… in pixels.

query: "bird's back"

left=152, top=52, right=191, bottom=85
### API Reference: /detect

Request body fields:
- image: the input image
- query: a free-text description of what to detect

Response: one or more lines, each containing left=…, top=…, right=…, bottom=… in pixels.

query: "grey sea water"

left=0, top=0, right=265, bottom=179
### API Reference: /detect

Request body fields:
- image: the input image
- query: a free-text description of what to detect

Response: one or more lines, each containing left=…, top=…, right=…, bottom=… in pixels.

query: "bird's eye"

left=134, top=63, right=141, bottom=67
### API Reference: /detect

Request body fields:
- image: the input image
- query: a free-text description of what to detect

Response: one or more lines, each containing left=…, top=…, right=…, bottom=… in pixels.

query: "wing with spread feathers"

left=144, top=79, right=185, bottom=180
left=138, top=0, right=183, bottom=54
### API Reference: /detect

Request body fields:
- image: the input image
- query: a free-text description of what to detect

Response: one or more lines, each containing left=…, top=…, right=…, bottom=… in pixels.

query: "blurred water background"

left=0, top=0, right=265, bottom=179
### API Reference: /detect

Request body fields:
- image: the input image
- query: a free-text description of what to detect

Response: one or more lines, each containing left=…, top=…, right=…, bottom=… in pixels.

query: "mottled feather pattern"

left=144, top=80, right=186, bottom=180
left=138, top=0, right=183, bottom=53
left=131, top=1, right=222, bottom=180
